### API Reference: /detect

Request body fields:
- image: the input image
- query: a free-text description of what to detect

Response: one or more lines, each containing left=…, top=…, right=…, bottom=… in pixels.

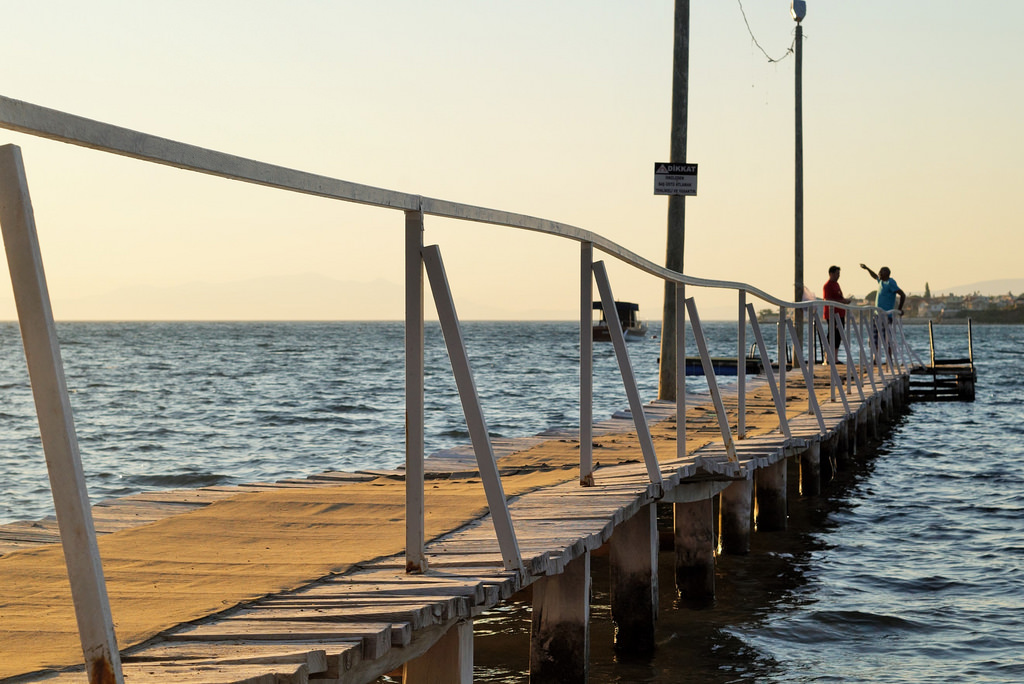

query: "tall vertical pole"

left=658, top=0, right=689, bottom=401
left=793, top=15, right=805, bottom=349
left=579, top=242, right=594, bottom=486
left=405, top=206, right=426, bottom=573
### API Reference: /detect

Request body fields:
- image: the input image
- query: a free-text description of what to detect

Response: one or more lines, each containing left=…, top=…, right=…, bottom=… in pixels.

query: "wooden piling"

left=856, top=408, right=869, bottom=454
left=530, top=552, right=590, bottom=684
left=800, top=442, right=821, bottom=496
left=403, top=620, right=473, bottom=684
left=719, top=478, right=753, bottom=555
left=673, top=499, right=715, bottom=604
left=755, top=460, right=787, bottom=532
left=822, top=432, right=839, bottom=483
left=610, top=504, right=658, bottom=653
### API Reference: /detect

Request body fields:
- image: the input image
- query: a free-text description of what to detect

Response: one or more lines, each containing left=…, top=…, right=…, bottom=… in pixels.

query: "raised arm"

left=859, top=263, right=878, bottom=280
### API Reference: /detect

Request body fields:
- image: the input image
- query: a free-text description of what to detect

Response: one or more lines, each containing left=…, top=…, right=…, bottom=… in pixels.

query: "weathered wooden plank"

left=255, top=596, right=466, bottom=622
left=23, top=662, right=309, bottom=684
left=123, top=643, right=329, bottom=673
left=165, top=621, right=392, bottom=661
left=122, top=661, right=309, bottom=683
left=301, top=582, right=485, bottom=606
left=239, top=604, right=436, bottom=631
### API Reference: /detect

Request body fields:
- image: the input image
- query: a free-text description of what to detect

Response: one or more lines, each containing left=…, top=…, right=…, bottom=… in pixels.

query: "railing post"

left=872, top=314, right=889, bottom=382
left=778, top=306, right=788, bottom=406
left=737, top=290, right=746, bottom=439
left=786, top=318, right=827, bottom=435
left=405, top=205, right=427, bottom=573
left=854, top=311, right=878, bottom=392
left=805, top=303, right=815, bottom=414
left=675, top=282, right=686, bottom=460
left=592, top=261, right=663, bottom=485
left=684, top=298, right=737, bottom=462
left=812, top=311, right=852, bottom=414
left=746, top=304, right=791, bottom=439
left=836, top=316, right=867, bottom=403
left=0, top=144, right=124, bottom=684
left=422, top=245, right=523, bottom=571
left=580, top=242, right=594, bottom=486
left=828, top=304, right=837, bottom=402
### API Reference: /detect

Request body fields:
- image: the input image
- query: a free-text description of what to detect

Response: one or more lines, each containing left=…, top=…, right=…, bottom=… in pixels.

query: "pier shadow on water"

left=465, top=442, right=884, bottom=684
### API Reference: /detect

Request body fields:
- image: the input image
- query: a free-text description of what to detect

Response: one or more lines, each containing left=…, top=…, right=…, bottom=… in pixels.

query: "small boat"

left=593, top=301, right=648, bottom=342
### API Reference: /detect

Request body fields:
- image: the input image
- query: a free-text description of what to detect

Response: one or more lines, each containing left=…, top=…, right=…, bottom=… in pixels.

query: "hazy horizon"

left=0, top=274, right=1017, bottom=324
left=1, top=2, right=1022, bottom=321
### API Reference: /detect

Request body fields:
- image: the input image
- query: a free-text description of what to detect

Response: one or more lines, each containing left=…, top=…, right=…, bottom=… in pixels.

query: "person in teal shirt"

left=860, top=264, right=906, bottom=314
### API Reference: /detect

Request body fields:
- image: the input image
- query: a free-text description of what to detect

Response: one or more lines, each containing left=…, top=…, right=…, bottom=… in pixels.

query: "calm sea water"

left=1, top=320, right=1021, bottom=682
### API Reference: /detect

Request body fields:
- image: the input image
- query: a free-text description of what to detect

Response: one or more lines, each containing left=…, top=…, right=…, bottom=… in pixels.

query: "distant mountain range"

left=929, top=279, right=1024, bottom=297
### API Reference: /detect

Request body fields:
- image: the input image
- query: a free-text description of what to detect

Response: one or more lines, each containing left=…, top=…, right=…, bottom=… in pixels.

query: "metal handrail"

left=0, top=95, right=920, bottom=684
left=0, top=95, right=909, bottom=318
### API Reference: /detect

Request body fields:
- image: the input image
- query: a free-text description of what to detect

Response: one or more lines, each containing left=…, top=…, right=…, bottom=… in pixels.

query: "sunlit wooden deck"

left=0, top=368, right=907, bottom=683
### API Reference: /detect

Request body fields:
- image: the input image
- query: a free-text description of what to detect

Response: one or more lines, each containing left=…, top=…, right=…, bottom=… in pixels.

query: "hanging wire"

left=737, top=0, right=798, bottom=63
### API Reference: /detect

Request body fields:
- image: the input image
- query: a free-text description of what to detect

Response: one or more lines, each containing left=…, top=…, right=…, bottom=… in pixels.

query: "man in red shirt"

left=823, top=265, right=851, bottom=355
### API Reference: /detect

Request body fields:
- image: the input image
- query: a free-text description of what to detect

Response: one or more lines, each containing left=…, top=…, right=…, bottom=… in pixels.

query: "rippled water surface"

left=2, top=321, right=1021, bottom=682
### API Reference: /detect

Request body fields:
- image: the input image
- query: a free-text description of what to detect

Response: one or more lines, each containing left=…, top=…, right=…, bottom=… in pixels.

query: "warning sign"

left=654, top=162, right=698, bottom=196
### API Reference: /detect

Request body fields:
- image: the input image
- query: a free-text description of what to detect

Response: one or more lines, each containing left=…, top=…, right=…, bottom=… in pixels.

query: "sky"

left=0, top=1, right=1021, bottom=321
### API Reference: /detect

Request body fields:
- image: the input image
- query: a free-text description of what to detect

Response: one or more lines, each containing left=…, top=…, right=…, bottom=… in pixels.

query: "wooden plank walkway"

left=0, top=369, right=904, bottom=683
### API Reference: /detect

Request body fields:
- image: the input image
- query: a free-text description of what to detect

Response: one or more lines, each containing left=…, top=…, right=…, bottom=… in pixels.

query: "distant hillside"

left=930, top=279, right=1024, bottom=296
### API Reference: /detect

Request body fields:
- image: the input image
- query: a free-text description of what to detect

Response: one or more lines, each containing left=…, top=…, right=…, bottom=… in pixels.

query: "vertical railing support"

left=928, top=320, right=936, bottom=367
left=737, top=290, right=746, bottom=439
left=836, top=317, right=866, bottom=403
left=579, top=242, right=594, bottom=486
left=827, top=305, right=837, bottom=401
left=746, top=304, right=791, bottom=439
left=422, top=245, right=523, bottom=571
left=854, top=312, right=878, bottom=392
left=786, top=318, right=827, bottom=435
left=872, top=314, right=889, bottom=382
left=675, top=282, right=686, bottom=460
left=684, top=297, right=737, bottom=462
left=593, top=261, right=663, bottom=485
left=812, top=310, right=851, bottom=414
left=778, top=306, right=788, bottom=406
left=405, top=205, right=427, bottom=573
left=804, top=305, right=815, bottom=415
left=0, top=144, right=124, bottom=684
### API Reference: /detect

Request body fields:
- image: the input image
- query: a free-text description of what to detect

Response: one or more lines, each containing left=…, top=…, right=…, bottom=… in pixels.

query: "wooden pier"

left=0, top=368, right=908, bottom=683
left=0, top=96, right=922, bottom=684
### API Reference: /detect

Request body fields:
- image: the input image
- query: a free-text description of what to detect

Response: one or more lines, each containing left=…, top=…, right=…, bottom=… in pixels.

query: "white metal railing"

left=0, top=95, right=920, bottom=683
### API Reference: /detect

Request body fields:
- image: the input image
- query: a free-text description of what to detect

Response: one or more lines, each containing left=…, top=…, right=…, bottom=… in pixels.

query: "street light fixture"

left=791, top=1, right=806, bottom=23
